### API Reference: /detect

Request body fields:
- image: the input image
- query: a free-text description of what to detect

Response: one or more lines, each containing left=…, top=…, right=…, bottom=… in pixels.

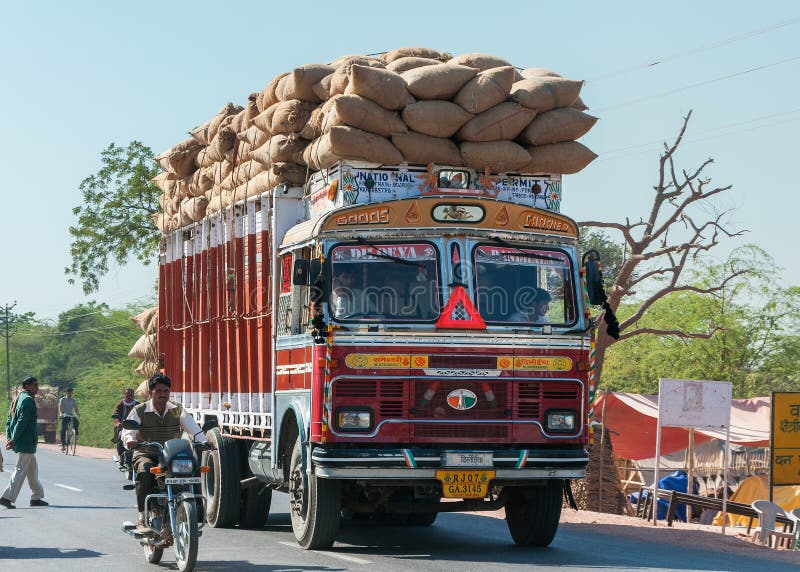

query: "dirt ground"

left=4, top=440, right=798, bottom=564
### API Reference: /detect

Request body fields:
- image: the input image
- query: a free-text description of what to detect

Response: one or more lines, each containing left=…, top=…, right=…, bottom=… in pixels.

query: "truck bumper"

left=311, top=446, right=588, bottom=480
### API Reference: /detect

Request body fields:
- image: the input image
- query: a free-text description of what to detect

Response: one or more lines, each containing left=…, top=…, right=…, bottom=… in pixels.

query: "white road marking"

left=278, top=541, right=372, bottom=565
left=53, top=483, right=83, bottom=492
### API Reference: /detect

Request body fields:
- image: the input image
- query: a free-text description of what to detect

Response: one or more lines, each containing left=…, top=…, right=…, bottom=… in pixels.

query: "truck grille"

left=413, top=424, right=508, bottom=439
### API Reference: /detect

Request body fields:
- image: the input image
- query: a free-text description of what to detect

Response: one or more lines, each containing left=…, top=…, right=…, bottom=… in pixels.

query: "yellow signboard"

left=345, top=354, right=430, bottom=369
left=495, top=356, right=573, bottom=371
left=771, top=392, right=800, bottom=487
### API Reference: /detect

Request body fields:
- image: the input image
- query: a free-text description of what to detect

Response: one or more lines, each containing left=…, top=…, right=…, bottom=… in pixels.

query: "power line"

left=594, top=55, right=800, bottom=113
left=14, top=321, right=134, bottom=337
left=587, top=16, right=800, bottom=83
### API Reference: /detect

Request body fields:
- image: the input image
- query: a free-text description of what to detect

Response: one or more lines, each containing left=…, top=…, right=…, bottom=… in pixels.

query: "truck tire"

left=505, top=480, right=562, bottom=546
left=288, top=437, right=341, bottom=549
left=239, top=484, right=273, bottom=529
left=202, top=428, right=241, bottom=528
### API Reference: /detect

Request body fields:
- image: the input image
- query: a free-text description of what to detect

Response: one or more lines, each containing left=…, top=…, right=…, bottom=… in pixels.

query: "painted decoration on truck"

left=475, top=246, right=571, bottom=269
left=446, top=389, right=478, bottom=411
left=333, top=244, right=437, bottom=262
left=431, top=204, right=485, bottom=223
left=493, top=177, right=562, bottom=212
left=345, top=353, right=430, bottom=369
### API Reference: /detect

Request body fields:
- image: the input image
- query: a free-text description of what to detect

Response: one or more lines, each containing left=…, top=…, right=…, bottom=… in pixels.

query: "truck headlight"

left=546, top=410, right=576, bottom=432
left=171, top=458, right=194, bottom=474
left=336, top=409, right=372, bottom=431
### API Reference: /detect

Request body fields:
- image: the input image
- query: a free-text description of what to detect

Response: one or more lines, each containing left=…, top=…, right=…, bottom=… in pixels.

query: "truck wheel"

left=202, top=428, right=241, bottom=528
left=288, top=437, right=341, bottom=549
left=505, top=481, right=562, bottom=547
left=239, top=485, right=273, bottom=529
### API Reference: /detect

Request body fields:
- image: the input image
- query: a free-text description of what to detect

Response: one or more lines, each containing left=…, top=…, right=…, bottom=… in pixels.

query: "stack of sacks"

left=129, top=307, right=159, bottom=378
left=151, top=47, right=598, bottom=236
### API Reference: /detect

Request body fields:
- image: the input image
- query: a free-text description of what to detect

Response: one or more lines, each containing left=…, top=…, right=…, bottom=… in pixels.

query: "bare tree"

left=580, top=111, right=747, bottom=380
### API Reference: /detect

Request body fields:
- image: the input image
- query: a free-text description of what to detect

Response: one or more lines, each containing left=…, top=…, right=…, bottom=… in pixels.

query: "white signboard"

left=658, top=379, right=732, bottom=429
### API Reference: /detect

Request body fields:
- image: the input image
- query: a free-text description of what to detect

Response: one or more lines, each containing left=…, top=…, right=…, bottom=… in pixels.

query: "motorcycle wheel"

left=174, top=499, right=199, bottom=572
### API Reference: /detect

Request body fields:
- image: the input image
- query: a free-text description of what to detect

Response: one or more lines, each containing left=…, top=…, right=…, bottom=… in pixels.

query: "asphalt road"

left=0, top=446, right=796, bottom=571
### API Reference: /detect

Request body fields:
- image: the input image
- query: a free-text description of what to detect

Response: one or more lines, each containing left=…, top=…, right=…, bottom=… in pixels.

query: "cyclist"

left=111, top=388, right=139, bottom=469
left=122, top=373, right=206, bottom=532
left=59, top=388, right=80, bottom=451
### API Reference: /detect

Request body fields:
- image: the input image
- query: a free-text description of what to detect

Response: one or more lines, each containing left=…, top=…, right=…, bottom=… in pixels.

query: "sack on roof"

left=402, top=64, right=478, bottom=100
left=448, top=52, right=513, bottom=71
left=345, top=65, right=415, bottom=111
left=402, top=101, right=473, bottom=138
left=303, top=126, right=403, bottom=170
left=520, top=141, right=597, bottom=174
left=277, top=64, right=335, bottom=102
left=128, top=333, right=157, bottom=360
left=456, top=102, right=536, bottom=142
left=392, top=131, right=463, bottom=166
left=459, top=141, right=531, bottom=172
left=454, top=66, right=516, bottom=114
left=270, top=100, right=316, bottom=135
left=324, top=94, right=407, bottom=137
left=510, top=77, right=583, bottom=112
left=381, top=46, right=445, bottom=63
left=386, top=57, right=441, bottom=74
left=517, top=108, right=598, bottom=146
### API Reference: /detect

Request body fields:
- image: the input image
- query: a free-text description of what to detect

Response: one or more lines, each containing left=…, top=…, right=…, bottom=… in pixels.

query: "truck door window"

left=330, top=242, right=440, bottom=322
left=277, top=254, right=293, bottom=336
left=473, top=244, right=576, bottom=326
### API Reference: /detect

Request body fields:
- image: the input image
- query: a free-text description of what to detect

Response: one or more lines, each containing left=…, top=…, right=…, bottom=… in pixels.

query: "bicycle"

left=62, top=415, right=78, bottom=456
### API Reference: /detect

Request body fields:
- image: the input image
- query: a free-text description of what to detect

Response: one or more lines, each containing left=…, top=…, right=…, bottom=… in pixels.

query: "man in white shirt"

left=59, top=388, right=79, bottom=451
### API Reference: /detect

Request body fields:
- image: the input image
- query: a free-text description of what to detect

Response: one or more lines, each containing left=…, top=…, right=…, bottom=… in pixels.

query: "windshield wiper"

left=356, top=236, right=424, bottom=267
left=488, top=236, right=564, bottom=263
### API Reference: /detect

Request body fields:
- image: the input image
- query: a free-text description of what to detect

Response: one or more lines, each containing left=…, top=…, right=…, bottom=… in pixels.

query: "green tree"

left=66, top=141, right=161, bottom=294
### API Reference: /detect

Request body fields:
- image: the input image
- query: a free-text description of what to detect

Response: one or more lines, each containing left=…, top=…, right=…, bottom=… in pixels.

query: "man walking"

left=59, top=387, right=80, bottom=450
left=1, top=376, right=48, bottom=508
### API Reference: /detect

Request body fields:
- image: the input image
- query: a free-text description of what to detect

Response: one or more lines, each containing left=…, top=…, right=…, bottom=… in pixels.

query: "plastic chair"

left=787, top=508, right=800, bottom=551
left=751, top=500, right=794, bottom=548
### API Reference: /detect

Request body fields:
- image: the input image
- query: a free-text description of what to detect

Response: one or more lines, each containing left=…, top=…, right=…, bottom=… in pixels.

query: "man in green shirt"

left=1, top=376, right=48, bottom=509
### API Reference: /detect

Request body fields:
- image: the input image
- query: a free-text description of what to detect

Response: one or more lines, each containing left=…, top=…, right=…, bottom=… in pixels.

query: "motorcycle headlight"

left=171, top=458, right=194, bottom=474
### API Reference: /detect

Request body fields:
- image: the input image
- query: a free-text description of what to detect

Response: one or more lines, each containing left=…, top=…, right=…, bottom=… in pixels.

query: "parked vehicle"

left=158, top=162, right=605, bottom=548
left=121, top=419, right=215, bottom=572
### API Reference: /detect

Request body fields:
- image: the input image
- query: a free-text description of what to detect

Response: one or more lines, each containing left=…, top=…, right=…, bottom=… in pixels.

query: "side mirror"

left=201, top=418, right=218, bottom=432
left=122, top=419, right=140, bottom=431
left=293, top=259, right=323, bottom=287
left=582, top=250, right=606, bottom=306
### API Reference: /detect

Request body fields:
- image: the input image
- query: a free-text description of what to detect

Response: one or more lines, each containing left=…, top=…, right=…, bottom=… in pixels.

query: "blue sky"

left=1, top=1, right=798, bottom=320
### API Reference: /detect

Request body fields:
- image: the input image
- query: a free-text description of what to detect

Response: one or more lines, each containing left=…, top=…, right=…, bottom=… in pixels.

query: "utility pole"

left=3, top=301, right=17, bottom=400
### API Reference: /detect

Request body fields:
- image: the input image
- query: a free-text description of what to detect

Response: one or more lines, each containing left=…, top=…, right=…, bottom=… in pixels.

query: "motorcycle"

left=113, top=447, right=135, bottom=488
left=121, top=418, right=216, bottom=572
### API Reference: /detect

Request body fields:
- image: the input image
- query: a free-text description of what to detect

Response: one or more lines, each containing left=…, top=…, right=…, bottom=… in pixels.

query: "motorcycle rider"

left=111, top=388, right=139, bottom=470
left=122, top=373, right=206, bottom=532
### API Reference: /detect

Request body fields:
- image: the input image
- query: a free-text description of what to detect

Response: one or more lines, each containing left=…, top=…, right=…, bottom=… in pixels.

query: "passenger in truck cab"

left=509, top=287, right=551, bottom=323
left=331, top=267, right=364, bottom=318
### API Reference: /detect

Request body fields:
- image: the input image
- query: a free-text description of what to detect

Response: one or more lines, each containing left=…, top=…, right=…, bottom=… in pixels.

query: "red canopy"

left=592, top=392, right=770, bottom=461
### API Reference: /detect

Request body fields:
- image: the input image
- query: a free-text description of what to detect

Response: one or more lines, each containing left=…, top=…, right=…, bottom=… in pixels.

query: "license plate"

left=436, top=469, right=495, bottom=499
left=165, top=477, right=201, bottom=485
left=442, top=451, right=493, bottom=467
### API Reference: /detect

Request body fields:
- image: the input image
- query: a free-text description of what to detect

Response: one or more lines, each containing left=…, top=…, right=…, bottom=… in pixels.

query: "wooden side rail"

left=665, top=491, right=794, bottom=532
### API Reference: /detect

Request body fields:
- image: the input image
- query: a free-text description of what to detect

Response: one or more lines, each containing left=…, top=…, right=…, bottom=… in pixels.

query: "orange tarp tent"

left=713, top=475, right=800, bottom=526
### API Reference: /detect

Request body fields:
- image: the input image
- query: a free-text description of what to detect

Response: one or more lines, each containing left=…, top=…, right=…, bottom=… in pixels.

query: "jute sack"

left=329, top=57, right=386, bottom=96
left=151, top=172, right=175, bottom=195
left=520, top=142, right=597, bottom=174
left=180, top=196, right=209, bottom=223
left=312, top=74, right=333, bottom=101
left=381, top=46, right=444, bottom=63
left=392, top=131, right=463, bottom=166
left=197, top=103, right=239, bottom=143
left=277, top=64, right=335, bottom=102
left=459, top=141, right=531, bottom=172
left=402, top=101, right=473, bottom=138
left=128, top=333, right=157, bottom=360
left=299, top=102, right=331, bottom=140
left=242, top=94, right=260, bottom=129
left=517, top=108, right=598, bottom=145
left=454, top=66, right=516, bottom=114
left=246, top=162, right=308, bottom=196
left=206, top=127, right=237, bottom=163
left=129, top=306, right=157, bottom=333
left=134, top=379, right=149, bottom=399
left=229, top=109, right=248, bottom=134
left=238, top=125, right=269, bottom=148
left=510, top=77, right=583, bottom=112
left=168, top=146, right=202, bottom=179
left=448, top=52, right=513, bottom=71
left=303, top=126, right=403, bottom=170
left=152, top=213, right=170, bottom=234
left=271, top=100, right=316, bottom=135
left=135, top=361, right=160, bottom=378
left=520, top=67, right=561, bottom=78
left=251, top=134, right=308, bottom=166
left=324, top=94, right=407, bottom=137
left=402, top=64, right=478, bottom=100
left=232, top=160, right=266, bottom=187
left=259, top=73, right=289, bottom=111
left=206, top=193, right=223, bottom=214
left=456, top=102, right=536, bottom=142
left=345, top=65, right=415, bottom=110
left=195, top=148, right=214, bottom=168
left=253, top=104, right=279, bottom=135
left=386, top=57, right=441, bottom=74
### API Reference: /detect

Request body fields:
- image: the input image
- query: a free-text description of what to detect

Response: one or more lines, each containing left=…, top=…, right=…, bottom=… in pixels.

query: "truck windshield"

left=330, top=242, right=441, bottom=322
left=473, top=244, right=577, bottom=325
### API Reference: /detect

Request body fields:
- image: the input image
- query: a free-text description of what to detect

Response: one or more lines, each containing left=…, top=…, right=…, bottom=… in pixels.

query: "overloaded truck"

left=154, top=47, right=606, bottom=549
